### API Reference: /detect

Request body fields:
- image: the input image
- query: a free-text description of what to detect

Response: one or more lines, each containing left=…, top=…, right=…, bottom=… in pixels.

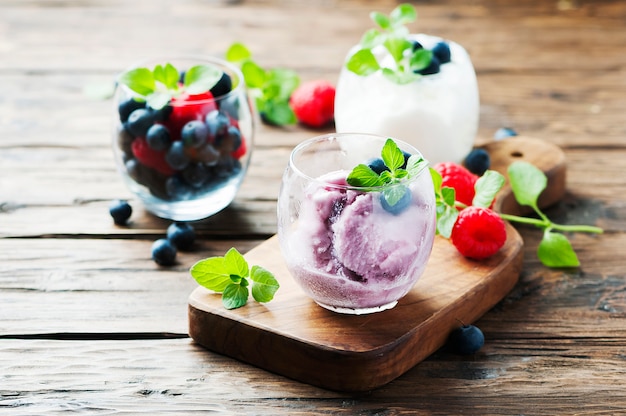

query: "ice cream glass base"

left=277, top=133, right=437, bottom=315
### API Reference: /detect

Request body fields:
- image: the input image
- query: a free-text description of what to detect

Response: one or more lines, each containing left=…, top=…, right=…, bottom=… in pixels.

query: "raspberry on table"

left=289, top=80, right=336, bottom=128
left=433, top=162, right=478, bottom=207
left=451, top=206, right=507, bottom=259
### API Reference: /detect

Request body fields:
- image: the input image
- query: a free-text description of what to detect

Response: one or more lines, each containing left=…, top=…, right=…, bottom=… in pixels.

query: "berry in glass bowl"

left=112, top=57, right=254, bottom=221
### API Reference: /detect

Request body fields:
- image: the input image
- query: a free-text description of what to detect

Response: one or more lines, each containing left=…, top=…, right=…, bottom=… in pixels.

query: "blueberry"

left=448, top=324, right=485, bottom=355
left=219, top=95, right=240, bottom=120
left=166, top=222, right=196, bottom=251
left=432, top=41, right=451, bottom=64
left=411, top=40, right=424, bottom=51
left=182, top=162, right=210, bottom=188
left=146, top=124, right=171, bottom=151
left=205, top=110, right=230, bottom=138
left=416, top=55, right=441, bottom=75
left=181, top=120, right=209, bottom=148
left=366, top=157, right=388, bottom=174
left=118, top=98, right=145, bottom=123
left=464, top=148, right=491, bottom=176
left=166, top=175, right=194, bottom=200
left=178, top=70, right=186, bottom=84
left=494, top=127, right=518, bottom=140
left=109, top=199, right=132, bottom=225
left=151, top=238, right=177, bottom=266
left=219, top=125, right=242, bottom=152
left=380, top=186, right=412, bottom=215
left=117, top=126, right=134, bottom=155
left=126, top=108, right=154, bottom=137
left=151, top=104, right=173, bottom=123
left=195, top=143, right=220, bottom=166
left=210, top=72, right=232, bottom=98
left=165, top=141, right=190, bottom=171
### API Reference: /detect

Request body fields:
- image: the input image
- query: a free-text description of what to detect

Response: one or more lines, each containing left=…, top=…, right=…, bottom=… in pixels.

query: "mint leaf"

left=346, top=49, right=381, bottom=76
left=153, top=63, right=179, bottom=89
left=189, top=257, right=232, bottom=293
left=224, top=247, right=249, bottom=278
left=262, top=100, right=297, bottom=125
left=405, top=155, right=428, bottom=178
left=347, top=164, right=385, bottom=187
left=118, top=68, right=156, bottom=96
left=383, top=184, right=407, bottom=206
left=184, top=64, right=222, bottom=95
left=437, top=204, right=458, bottom=238
left=222, top=283, right=249, bottom=309
left=381, top=138, right=405, bottom=171
left=441, top=187, right=456, bottom=206
left=508, top=161, right=547, bottom=208
left=390, top=3, right=417, bottom=26
left=473, top=170, right=505, bottom=208
left=360, top=28, right=384, bottom=48
left=241, top=60, right=266, bottom=88
left=265, top=68, right=299, bottom=100
left=409, top=49, right=433, bottom=72
left=384, top=37, right=411, bottom=63
left=226, top=42, right=252, bottom=63
left=250, top=265, right=280, bottom=303
left=370, top=11, right=391, bottom=29
left=146, top=91, right=174, bottom=110
left=537, top=231, right=580, bottom=268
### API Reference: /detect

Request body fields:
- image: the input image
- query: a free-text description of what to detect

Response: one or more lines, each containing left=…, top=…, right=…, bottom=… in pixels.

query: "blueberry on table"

left=448, top=324, right=485, bottom=355
left=167, top=222, right=196, bottom=251
left=181, top=120, right=209, bottom=148
left=118, top=98, right=145, bottom=123
left=146, top=124, right=171, bottom=151
left=109, top=199, right=132, bottom=225
left=151, top=238, right=177, bottom=266
left=210, top=72, right=232, bottom=98
left=463, top=148, right=491, bottom=176
left=432, top=41, right=451, bottom=64
left=494, top=127, right=518, bottom=140
left=126, top=108, right=155, bottom=137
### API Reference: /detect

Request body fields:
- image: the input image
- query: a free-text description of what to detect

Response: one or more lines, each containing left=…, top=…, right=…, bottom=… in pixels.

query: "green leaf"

left=190, top=257, right=232, bottom=293
left=346, top=49, right=381, bottom=76
left=266, top=68, right=300, bottom=100
left=409, top=49, right=433, bottom=72
left=384, top=37, right=411, bottom=63
left=250, top=265, right=280, bottom=303
left=263, top=100, right=297, bottom=125
left=347, top=164, right=385, bottom=187
left=381, top=138, right=405, bottom=171
left=442, top=187, right=456, bottom=206
left=241, top=60, right=266, bottom=88
left=473, top=170, right=505, bottom=208
left=226, top=42, right=252, bottom=63
left=430, top=167, right=443, bottom=192
left=146, top=91, right=174, bottom=110
left=370, top=11, right=391, bottom=30
left=436, top=204, right=459, bottom=238
left=360, top=28, right=384, bottom=48
left=537, top=231, right=580, bottom=268
left=390, top=3, right=417, bottom=26
left=383, top=185, right=407, bottom=207
left=184, top=64, right=222, bottom=95
left=118, top=67, right=156, bottom=96
left=508, top=161, right=547, bottom=208
left=406, top=155, right=428, bottom=178
left=224, top=247, right=249, bottom=278
left=222, top=283, right=249, bottom=309
left=159, top=63, right=180, bottom=89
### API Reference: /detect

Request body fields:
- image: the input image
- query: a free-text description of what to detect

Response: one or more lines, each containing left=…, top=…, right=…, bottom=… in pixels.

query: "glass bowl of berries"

left=112, top=56, right=254, bottom=221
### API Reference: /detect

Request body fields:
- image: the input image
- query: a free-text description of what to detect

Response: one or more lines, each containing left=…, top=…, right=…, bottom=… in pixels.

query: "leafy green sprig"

left=118, top=62, right=223, bottom=110
left=433, top=161, right=603, bottom=268
left=190, top=247, right=280, bottom=310
left=346, top=138, right=428, bottom=207
left=226, top=42, right=300, bottom=126
left=346, top=3, right=432, bottom=85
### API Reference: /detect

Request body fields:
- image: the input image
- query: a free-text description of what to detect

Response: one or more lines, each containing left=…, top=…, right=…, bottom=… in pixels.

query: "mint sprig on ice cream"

left=345, top=3, right=451, bottom=85
left=346, top=138, right=428, bottom=214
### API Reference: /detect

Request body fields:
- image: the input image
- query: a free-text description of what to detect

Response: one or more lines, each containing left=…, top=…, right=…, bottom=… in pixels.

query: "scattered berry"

left=464, top=148, right=491, bottom=176
left=289, top=80, right=336, bottom=128
left=451, top=206, right=506, bottom=259
left=448, top=324, right=485, bottom=354
left=494, top=127, right=518, bottom=140
left=109, top=199, right=132, bottom=225
left=151, top=238, right=177, bottom=266
left=432, top=41, right=451, bottom=64
left=167, top=222, right=196, bottom=251
left=433, top=162, right=478, bottom=208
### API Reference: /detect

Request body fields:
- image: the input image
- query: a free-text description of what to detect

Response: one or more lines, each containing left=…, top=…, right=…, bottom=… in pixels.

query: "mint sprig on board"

left=226, top=42, right=300, bottom=126
left=190, top=248, right=280, bottom=310
left=118, top=62, right=223, bottom=110
left=346, top=3, right=432, bottom=85
left=432, top=162, right=603, bottom=268
left=346, top=138, right=428, bottom=207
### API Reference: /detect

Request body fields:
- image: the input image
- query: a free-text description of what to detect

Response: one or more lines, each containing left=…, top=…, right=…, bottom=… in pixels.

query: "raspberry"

left=433, top=162, right=478, bottom=207
left=289, top=80, right=335, bottom=128
left=131, top=136, right=174, bottom=176
left=167, top=91, right=217, bottom=140
left=451, top=206, right=506, bottom=259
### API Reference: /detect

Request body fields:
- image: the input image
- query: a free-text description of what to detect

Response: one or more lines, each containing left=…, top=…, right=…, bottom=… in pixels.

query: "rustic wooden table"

left=1, top=0, right=625, bottom=414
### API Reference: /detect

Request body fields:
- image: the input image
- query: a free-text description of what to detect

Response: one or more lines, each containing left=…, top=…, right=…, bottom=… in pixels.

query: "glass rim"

left=288, top=132, right=429, bottom=192
left=115, top=55, right=246, bottom=106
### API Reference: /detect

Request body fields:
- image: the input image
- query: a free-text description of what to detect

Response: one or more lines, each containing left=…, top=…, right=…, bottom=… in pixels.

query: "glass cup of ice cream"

left=112, top=56, right=254, bottom=221
left=334, top=4, right=479, bottom=165
left=277, top=133, right=437, bottom=314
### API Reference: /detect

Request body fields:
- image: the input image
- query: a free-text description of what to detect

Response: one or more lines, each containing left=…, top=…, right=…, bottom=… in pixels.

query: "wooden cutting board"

left=188, top=136, right=566, bottom=392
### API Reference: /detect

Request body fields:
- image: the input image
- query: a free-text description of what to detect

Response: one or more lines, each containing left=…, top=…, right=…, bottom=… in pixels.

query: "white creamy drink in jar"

left=334, top=5, right=480, bottom=164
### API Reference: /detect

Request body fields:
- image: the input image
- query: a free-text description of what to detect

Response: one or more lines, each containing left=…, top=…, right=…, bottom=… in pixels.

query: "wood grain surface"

left=1, top=0, right=626, bottom=414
